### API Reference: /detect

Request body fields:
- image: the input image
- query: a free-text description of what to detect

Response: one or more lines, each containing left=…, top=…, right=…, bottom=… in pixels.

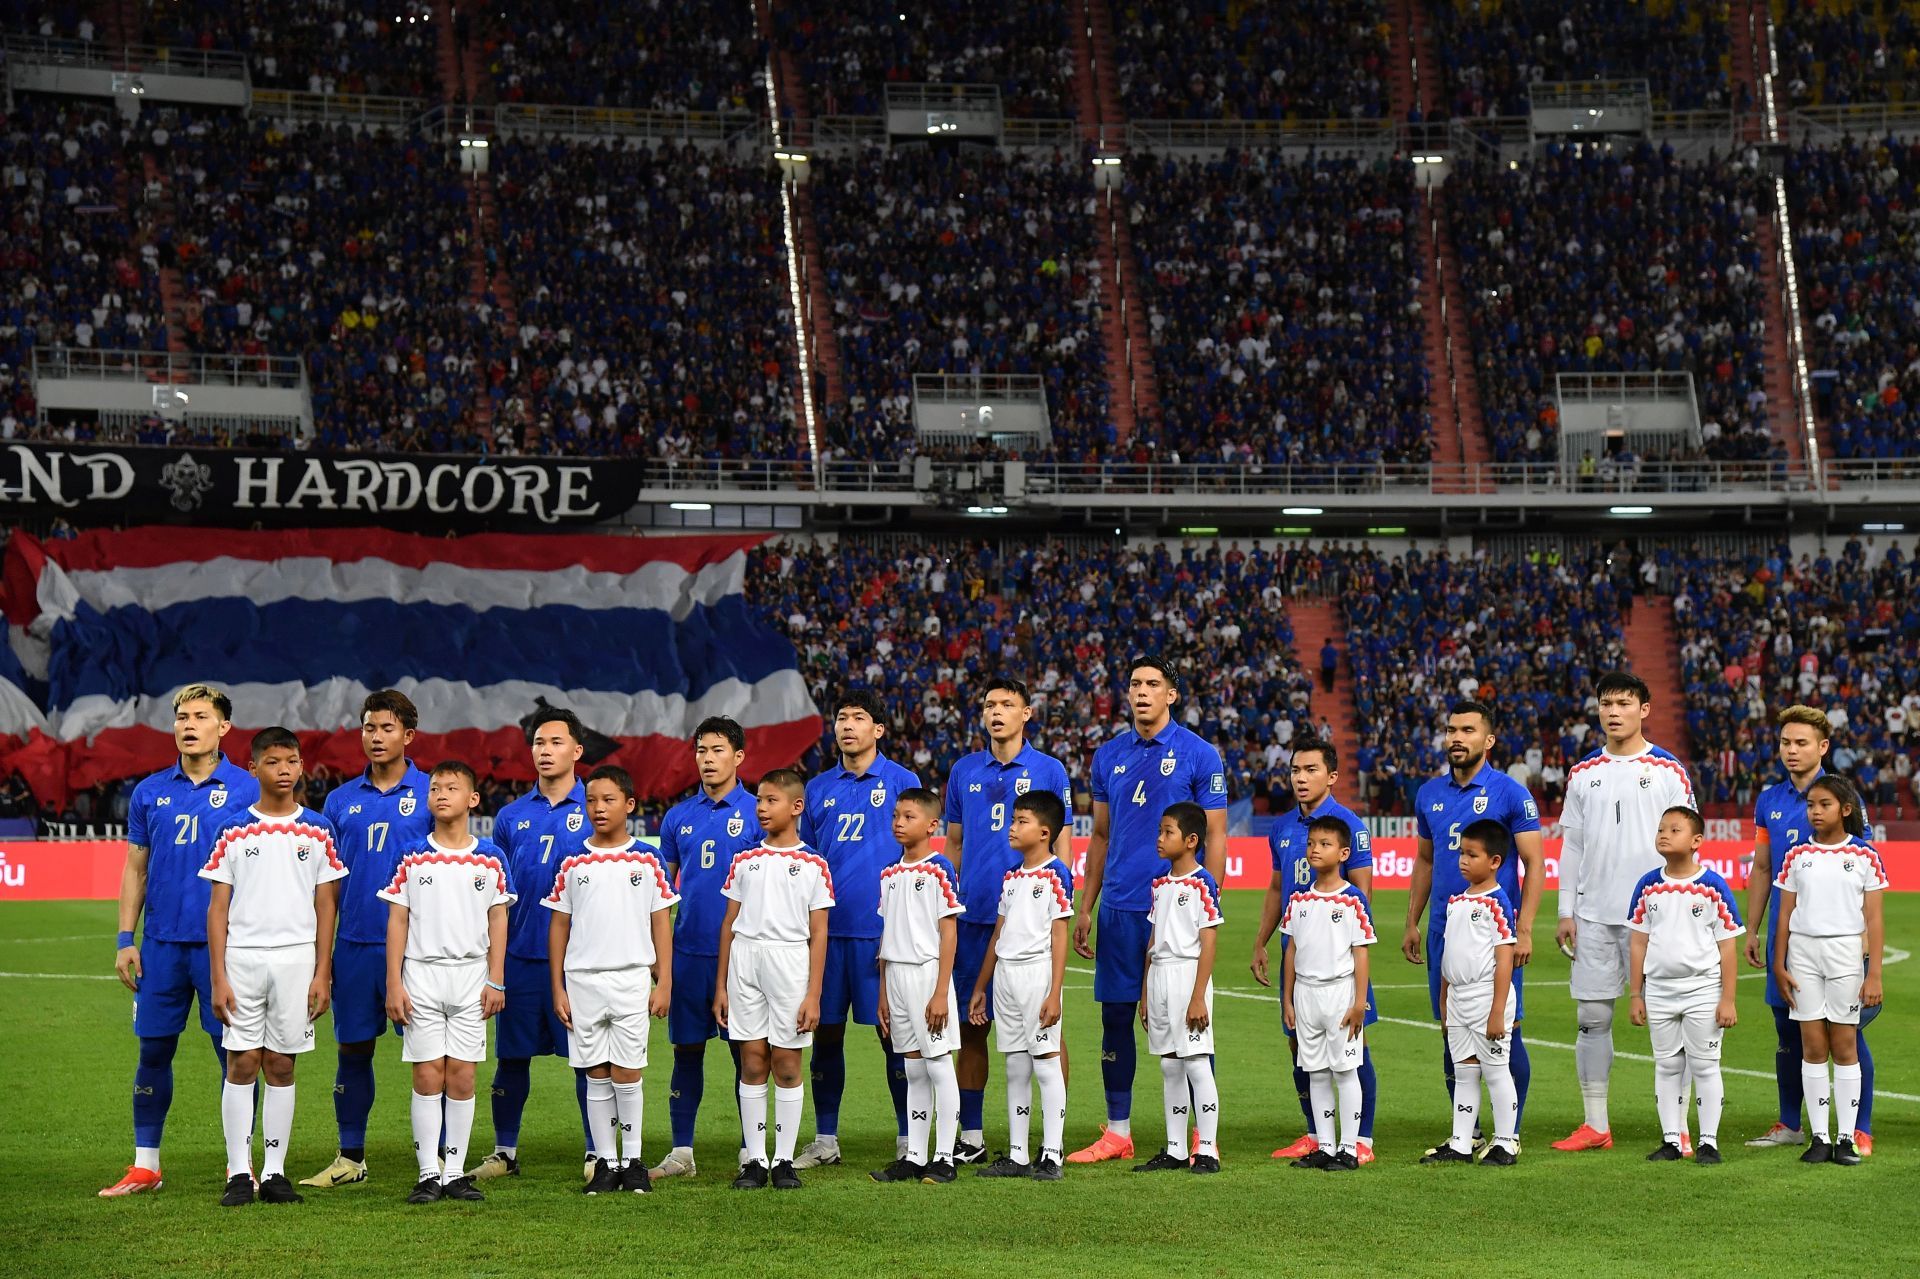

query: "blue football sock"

left=575, top=1068, right=593, bottom=1152
left=210, top=1033, right=227, bottom=1077
left=489, top=1058, right=531, bottom=1149
left=728, top=1039, right=745, bottom=1137
left=133, top=1035, right=178, bottom=1148
left=1442, top=1038, right=1456, bottom=1102
left=669, top=1048, right=704, bottom=1149
left=959, top=1087, right=986, bottom=1133
left=1358, top=1046, right=1378, bottom=1140
left=1292, top=1062, right=1313, bottom=1130
left=334, top=1050, right=376, bottom=1151
left=1772, top=1003, right=1803, bottom=1128
left=1856, top=1029, right=1874, bottom=1136
left=811, top=1035, right=846, bottom=1138
left=884, top=1044, right=909, bottom=1138
left=1511, top=1030, right=1531, bottom=1128
left=1100, top=1002, right=1136, bottom=1123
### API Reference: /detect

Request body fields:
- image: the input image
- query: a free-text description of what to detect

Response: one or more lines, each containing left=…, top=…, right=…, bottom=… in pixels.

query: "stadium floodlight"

left=1609, top=506, right=1653, bottom=515
left=670, top=502, right=713, bottom=512
left=1281, top=506, right=1323, bottom=516
left=965, top=505, right=1010, bottom=516
left=1864, top=523, right=1905, bottom=532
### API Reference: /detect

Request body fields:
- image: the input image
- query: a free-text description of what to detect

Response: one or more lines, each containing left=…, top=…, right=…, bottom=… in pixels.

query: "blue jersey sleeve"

left=1267, top=826, right=1285, bottom=873
left=1194, top=739, right=1228, bottom=811
left=1505, top=779, right=1542, bottom=833
left=799, top=779, right=824, bottom=850
left=127, top=778, right=152, bottom=848
left=1048, top=756, right=1075, bottom=827
left=1088, top=743, right=1110, bottom=805
left=942, top=762, right=966, bottom=825
left=658, top=806, right=682, bottom=870
left=1414, top=788, right=1434, bottom=843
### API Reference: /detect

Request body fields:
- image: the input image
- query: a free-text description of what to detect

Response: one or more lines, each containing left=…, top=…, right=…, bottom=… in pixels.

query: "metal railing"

left=490, top=102, right=762, bottom=145
left=250, top=88, right=424, bottom=128
left=33, top=346, right=304, bottom=389
left=883, top=82, right=1002, bottom=114
left=1555, top=371, right=1697, bottom=403
left=1792, top=103, right=1920, bottom=142
left=1126, top=117, right=1398, bottom=151
left=3, top=34, right=248, bottom=80
left=1000, top=118, right=1080, bottom=148
left=1528, top=79, right=1652, bottom=111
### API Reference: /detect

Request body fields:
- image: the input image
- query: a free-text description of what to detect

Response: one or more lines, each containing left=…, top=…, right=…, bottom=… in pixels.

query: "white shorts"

left=1447, top=1024, right=1516, bottom=1069
left=1446, top=978, right=1515, bottom=1066
left=1146, top=959, right=1213, bottom=1058
left=1788, top=934, right=1867, bottom=1025
left=566, top=967, right=652, bottom=1069
left=1293, top=978, right=1364, bottom=1072
left=1569, top=920, right=1631, bottom=1001
left=1645, top=1000, right=1725, bottom=1061
left=221, top=945, right=317, bottom=1055
left=727, top=939, right=813, bottom=1050
left=884, top=959, right=958, bottom=1059
left=400, top=959, right=488, bottom=1063
left=992, top=957, right=1060, bottom=1056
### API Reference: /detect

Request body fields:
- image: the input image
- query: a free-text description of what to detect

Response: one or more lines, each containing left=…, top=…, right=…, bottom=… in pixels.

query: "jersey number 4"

left=1131, top=780, right=1149, bottom=807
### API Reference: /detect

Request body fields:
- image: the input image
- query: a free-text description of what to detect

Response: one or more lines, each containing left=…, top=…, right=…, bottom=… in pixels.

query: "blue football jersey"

left=801, top=753, right=922, bottom=939
left=324, top=762, right=432, bottom=945
left=496, top=779, right=588, bottom=961
left=1267, top=794, right=1375, bottom=905
left=1415, top=762, right=1541, bottom=916
left=127, top=757, right=260, bottom=943
left=942, top=743, right=1073, bottom=923
left=1089, top=721, right=1227, bottom=912
left=660, top=782, right=763, bottom=956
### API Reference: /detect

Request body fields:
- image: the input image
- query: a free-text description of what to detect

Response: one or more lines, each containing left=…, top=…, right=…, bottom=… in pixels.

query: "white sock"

left=1693, top=1058, right=1724, bottom=1147
left=1004, top=1051, right=1033, bottom=1163
left=1333, top=1067, right=1361, bottom=1156
left=772, top=1085, right=803, bottom=1163
left=1308, top=1070, right=1335, bottom=1150
left=1654, top=1055, right=1687, bottom=1146
left=1160, top=1057, right=1190, bottom=1158
left=739, top=1081, right=769, bottom=1166
left=134, top=1147, right=161, bottom=1173
left=962, top=1127, right=984, bottom=1147
left=1483, top=1059, right=1518, bottom=1147
left=1802, top=1061, right=1833, bottom=1142
left=1106, top=1116, right=1131, bottom=1138
left=260, top=1083, right=294, bottom=1179
left=584, top=1076, right=618, bottom=1168
left=925, top=1054, right=959, bottom=1163
left=1033, top=1055, right=1066, bottom=1164
left=494, top=1144, right=518, bottom=1159
left=902, top=1057, right=932, bottom=1166
left=221, top=1081, right=255, bottom=1178
left=411, top=1091, right=443, bottom=1181
left=1183, top=1055, right=1219, bottom=1158
left=441, top=1096, right=474, bottom=1182
left=613, top=1081, right=644, bottom=1168
left=1450, top=1064, right=1480, bottom=1153
left=1575, top=1000, right=1613, bottom=1132
left=1834, top=1062, right=1863, bottom=1142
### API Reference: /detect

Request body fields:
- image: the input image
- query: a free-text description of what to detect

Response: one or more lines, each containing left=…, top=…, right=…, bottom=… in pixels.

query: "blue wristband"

left=117, top=931, right=135, bottom=950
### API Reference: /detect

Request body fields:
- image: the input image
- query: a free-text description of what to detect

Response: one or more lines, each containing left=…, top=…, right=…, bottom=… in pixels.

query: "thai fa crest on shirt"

left=727, top=814, right=745, bottom=838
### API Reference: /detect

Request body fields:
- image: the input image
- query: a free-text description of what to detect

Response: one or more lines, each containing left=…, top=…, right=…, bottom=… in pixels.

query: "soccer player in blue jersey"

left=942, top=677, right=1072, bottom=1164
left=1742, top=705, right=1877, bottom=1155
left=473, top=709, right=596, bottom=1180
left=102, top=683, right=261, bottom=1197
left=791, top=689, right=921, bottom=1168
left=649, top=715, right=763, bottom=1181
left=302, top=689, right=432, bottom=1188
left=1068, top=658, right=1228, bottom=1163
left=1400, top=700, right=1544, bottom=1150
left=1250, top=739, right=1378, bottom=1164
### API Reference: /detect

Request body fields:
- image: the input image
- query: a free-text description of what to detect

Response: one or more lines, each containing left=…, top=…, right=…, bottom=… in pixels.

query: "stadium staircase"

left=1730, top=0, right=1767, bottom=144
left=1283, top=599, right=1363, bottom=808
left=1420, top=190, right=1491, bottom=490
left=1404, top=0, right=1446, bottom=118
left=1082, top=0, right=1157, bottom=447
left=1625, top=596, right=1694, bottom=766
left=1754, top=215, right=1820, bottom=468
left=133, top=152, right=191, bottom=359
left=1386, top=0, right=1416, bottom=120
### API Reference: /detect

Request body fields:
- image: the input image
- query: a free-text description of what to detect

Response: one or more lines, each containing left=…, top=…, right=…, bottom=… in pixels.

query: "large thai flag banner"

left=0, top=527, right=821, bottom=807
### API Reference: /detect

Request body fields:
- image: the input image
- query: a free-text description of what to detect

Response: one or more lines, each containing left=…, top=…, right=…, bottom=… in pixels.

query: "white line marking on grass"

left=0, top=971, right=119, bottom=980
left=0, top=935, right=101, bottom=945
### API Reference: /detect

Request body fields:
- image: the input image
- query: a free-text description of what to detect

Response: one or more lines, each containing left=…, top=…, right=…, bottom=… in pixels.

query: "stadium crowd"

left=142, top=0, right=439, bottom=99
left=1775, top=0, right=1920, bottom=108
left=483, top=0, right=765, bottom=113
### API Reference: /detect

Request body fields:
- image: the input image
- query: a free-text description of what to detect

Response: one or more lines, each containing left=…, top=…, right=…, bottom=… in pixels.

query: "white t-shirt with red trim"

left=877, top=852, right=964, bottom=964
left=721, top=843, right=835, bottom=945
left=1440, top=887, right=1518, bottom=990
left=1626, top=867, right=1744, bottom=1005
left=199, top=805, right=346, bottom=949
left=1148, top=867, right=1224, bottom=963
left=1280, top=883, right=1375, bottom=982
left=1774, top=837, right=1887, bottom=937
left=994, top=857, right=1075, bottom=964
left=542, top=839, right=679, bottom=972
left=376, top=836, right=516, bottom=963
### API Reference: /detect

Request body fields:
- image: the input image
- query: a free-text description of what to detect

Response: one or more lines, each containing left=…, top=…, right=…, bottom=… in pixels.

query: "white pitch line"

left=0, top=935, right=102, bottom=945
left=0, top=971, right=119, bottom=980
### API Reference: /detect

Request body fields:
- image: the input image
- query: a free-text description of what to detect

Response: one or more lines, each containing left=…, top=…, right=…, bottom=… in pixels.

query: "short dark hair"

left=1449, top=699, right=1496, bottom=729
left=1013, top=790, right=1066, bottom=843
left=759, top=767, right=807, bottom=798
left=531, top=707, right=585, bottom=744
left=587, top=764, right=635, bottom=799
left=1595, top=670, right=1651, bottom=704
left=983, top=675, right=1031, bottom=704
left=250, top=726, right=301, bottom=760
left=430, top=759, right=478, bottom=789
left=1127, top=655, right=1179, bottom=693
left=1663, top=805, right=1705, bottom=838
left=1458, top=818, right=1510, bottom=863
left=1806, top=774, right=1867, bottom=837
left=362, top=688, right=419, bottom=732
left=1306, top=814, right=1353, bottom=847
left=896, top=787, right=940, bottom=814
left=1292, top=738, right=1339, bottom=774
left=1162, top=801, right=1207, bottom=847
left=833, top=688, right=887, bottom=723
left=694, top=716, right=746, bottom=753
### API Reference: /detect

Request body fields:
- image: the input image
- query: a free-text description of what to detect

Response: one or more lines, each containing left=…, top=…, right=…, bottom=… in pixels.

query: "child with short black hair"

left=1422, top=820, right=1520, bottom=1165
left=1280, top=815, right=1373, bottom=1171
left=1133, top=802, right=1224, bottom=1175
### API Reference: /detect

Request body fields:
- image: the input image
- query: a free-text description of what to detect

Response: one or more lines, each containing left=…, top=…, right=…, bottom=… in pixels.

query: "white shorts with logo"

left=1446, top=977, right=1516, bottom=1067
left=221, top=945, right=317, bottom=1054
left=992, top=957, right=1060, bottom=1056
left=1645, top=997, right=1726, bottom=1061
left=1787, top=934, right=1867, bottom=1025
left=727, top=939, right=813, bottom=1050
left=1146, top=958, right=1213, bottom=1058
left=400, top=959, right=488, bottom=1063
left=566, top=966, right=652, bottom=1069
left=1569, top=920, right=1632, bottom=1000
left=884, top=958, right=958, bottom=1059
left=1293, top=977, right=1363, bottom=1072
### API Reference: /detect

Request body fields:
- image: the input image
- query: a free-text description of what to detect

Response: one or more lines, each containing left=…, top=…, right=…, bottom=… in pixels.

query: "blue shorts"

left=954, top=920, right=996, bottom=1017
left=330, top=939, right=399, bottom=1043
left=820, top=935, right=881, bottom=1027
left=496, top=954, right=567, bottom=1059
left=1427, top=930, right=1525, bottom=1023
left=669, top=948, right=723, bottom=1045
left=131, top=938, right=219, bottom=1039
left=1093, top=905, right=1152, bottom=1005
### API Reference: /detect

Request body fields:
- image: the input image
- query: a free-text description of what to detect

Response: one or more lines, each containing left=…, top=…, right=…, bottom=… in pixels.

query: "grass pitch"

left=0, top=891, right=1913, bottom=1278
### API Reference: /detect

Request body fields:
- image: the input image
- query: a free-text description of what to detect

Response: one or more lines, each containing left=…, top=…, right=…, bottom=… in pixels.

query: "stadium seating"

left=492, top=136, right=801, bottom=459
left=809, top=144, right=1108, bottom=460
left=1112, top=0, right=1392, bottom=121
left=484, top=0, right=765, bottom=113
left=1446, top=142, right=1781, bottom=467
left=143, top=0, right=439, bottom=98
left=1787, top=137, right=1920, bottom=460
left=1124, top=149, right=1431, bottom=467
left=1775, top=0, right=1920, bottom=107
